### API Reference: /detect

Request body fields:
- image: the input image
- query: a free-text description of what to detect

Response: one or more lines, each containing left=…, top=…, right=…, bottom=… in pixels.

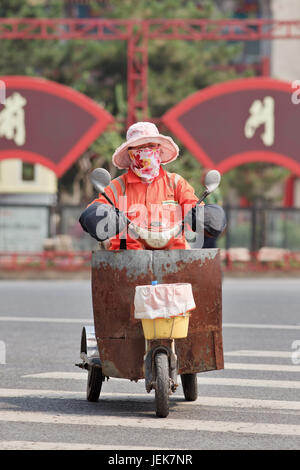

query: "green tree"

left=220, top=163, right=290, bottom=206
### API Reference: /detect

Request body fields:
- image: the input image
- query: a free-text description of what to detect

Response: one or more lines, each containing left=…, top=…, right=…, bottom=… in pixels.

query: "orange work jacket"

left=90, top=166, right=199, bottom=250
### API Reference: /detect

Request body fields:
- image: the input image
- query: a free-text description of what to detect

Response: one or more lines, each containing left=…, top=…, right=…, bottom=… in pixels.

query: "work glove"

left=185, top=204, right=226, bottom=238
left=79, top=202, right=127, bottom=242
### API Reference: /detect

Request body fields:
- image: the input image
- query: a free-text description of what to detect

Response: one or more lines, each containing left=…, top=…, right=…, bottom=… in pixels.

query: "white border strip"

left=1, top=410, right=300, bottom=436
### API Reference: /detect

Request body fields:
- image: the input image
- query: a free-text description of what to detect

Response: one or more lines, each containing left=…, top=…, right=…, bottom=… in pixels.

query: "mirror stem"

left=101, top=191, right=131, bottom=225
left=101, top=191, right=116, bottom=209
left=196, top=190, right=209, bottom=205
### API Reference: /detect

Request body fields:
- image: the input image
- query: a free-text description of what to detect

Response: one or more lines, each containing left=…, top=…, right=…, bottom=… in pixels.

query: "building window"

left=22, top=162, right=35, bottom=181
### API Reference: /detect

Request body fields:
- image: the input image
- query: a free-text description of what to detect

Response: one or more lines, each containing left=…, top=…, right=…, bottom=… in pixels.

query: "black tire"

left=86, top=365, right=103, bottom=402
left=154, top=352, right=170, bottom=418
left=181, top=373, right=198, bottom=401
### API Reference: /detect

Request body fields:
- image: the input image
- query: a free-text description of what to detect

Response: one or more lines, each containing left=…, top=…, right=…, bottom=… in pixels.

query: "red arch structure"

left=162, top=77, right=300, bottom=177
left=0, top=76, right=114, bottom=177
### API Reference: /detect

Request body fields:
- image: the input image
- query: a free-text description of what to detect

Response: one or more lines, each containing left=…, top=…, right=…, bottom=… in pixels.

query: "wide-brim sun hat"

left=112, top=122, right=179, bottom=169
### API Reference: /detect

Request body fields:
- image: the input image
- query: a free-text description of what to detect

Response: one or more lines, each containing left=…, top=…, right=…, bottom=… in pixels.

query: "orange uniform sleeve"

left=175, top=175, right=201, bottom=207
left=87, top=184, right=117, bottom=208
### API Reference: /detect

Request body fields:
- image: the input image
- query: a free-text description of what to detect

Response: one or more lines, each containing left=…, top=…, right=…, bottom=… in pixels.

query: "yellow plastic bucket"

left=141, top=314, right=190, bottom=340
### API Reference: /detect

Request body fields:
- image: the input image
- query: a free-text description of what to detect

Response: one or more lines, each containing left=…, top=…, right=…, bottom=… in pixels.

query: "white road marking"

left=0, top=316, right=299, bottom=330
left=0, top=316, right=93, bottom=324
left=21, top=371, right=129, bottom=381
left=0, top=440, right=175, bottom=450
left=0, top=388, right=300, bottom=411
left=197, top=377, right=300, bottom=389
left=225, top=350, right=293, bottom=358
left=0, top=388, right=85, bottom=399
left=22, top=372, right=92, bottom=380
left=189, top=396, right=300, bottom=411
left=223, top=323, right=300, bottom=330
left=0, top=388, right=151, bottom=401
left=22, top=372, right=300, bottom=389
left=0, top=410, right=300, bottom=436
left=225, top=363, right=300, bottom=372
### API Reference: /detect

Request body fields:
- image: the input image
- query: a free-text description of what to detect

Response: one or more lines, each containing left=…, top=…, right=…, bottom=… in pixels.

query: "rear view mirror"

left=90, top=168, right=111, bottom=194
left=204, top=170, right=221, bottom=194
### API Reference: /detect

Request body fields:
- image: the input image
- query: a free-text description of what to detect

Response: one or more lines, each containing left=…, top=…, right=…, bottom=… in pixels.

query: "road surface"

left=0, top=278, right=299, bottom=450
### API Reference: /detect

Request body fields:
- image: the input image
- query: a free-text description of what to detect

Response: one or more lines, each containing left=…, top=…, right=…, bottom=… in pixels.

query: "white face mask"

left=128, top=146, right=161, bottom=182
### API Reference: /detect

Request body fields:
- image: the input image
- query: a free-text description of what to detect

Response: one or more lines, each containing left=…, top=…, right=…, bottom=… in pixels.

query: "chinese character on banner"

left=244, top=96, right=275, bottom=147
left=0, top=92, right=27, bottom=146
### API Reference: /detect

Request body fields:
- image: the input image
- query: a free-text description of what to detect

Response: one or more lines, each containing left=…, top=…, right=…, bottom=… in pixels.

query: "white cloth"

left=134, top=283, right=195, bottom=319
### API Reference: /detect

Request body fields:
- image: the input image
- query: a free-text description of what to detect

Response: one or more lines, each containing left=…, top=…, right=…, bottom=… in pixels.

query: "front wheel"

left=154, top=352, right=170, bottom=418
left=86, top=365, right=103, bottom=402
left=181, top=373, right=198, bottom=401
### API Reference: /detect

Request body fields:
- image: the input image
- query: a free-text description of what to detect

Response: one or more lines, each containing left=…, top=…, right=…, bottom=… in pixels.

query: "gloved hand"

left=79, top=202, right=127, bottom=242
left=203, top=204, right=227, bottom=238
left=185, top=204, right=226, bottom=238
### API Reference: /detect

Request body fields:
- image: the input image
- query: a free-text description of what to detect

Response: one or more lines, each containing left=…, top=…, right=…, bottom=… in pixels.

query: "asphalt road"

left=0, top=278, right=299, bottom=451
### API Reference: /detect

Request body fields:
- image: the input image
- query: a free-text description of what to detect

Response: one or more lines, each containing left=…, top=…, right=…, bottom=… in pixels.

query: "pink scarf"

left=128, top=146, right=161, bottom=182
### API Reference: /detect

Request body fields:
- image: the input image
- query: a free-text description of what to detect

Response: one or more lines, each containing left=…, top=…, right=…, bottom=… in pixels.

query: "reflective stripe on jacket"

left=89, top=166, right=199, bottom=250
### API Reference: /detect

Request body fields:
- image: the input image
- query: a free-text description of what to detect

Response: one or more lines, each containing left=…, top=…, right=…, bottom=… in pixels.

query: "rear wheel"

left=154, top=352, right=170, bottom=418
left=181, top=373, right=198, bottom=401
left=87, top=365, right=103, bottom=402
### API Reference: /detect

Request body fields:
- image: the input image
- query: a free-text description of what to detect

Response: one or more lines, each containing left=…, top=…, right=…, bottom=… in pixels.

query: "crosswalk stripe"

left=225, top=350, right=293, bottom=358
left=188, top=396, right=300, bottom=410
left=0, top=388, right=85, bottom=398
left=22, top=372, right=92, bottom=380
left=0, top=316, right=299, bottom=330
left=0, top=410, right=300, bottom=436
left=0, top=440, right=175, bottom=450
left=225, top=363, right=300, bottom=372
left=0, top=316, right=93, bottom=324
left=21, top=372, right=129, bottom=381
left=0, top=388, right=299, bottom=410
left=223, top=323, right=300, bottom=330
left=22, top=372, right=300, bottom=388
left=197, top=377, right=300, bottom=389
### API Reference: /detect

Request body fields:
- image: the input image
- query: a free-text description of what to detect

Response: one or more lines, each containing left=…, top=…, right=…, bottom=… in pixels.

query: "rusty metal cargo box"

left=91, top=249, right=223, bottom=380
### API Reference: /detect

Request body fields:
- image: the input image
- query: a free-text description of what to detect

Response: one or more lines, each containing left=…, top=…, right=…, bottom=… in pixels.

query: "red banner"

left=0, top=76, right=114, bottom=177
left=162, top=78, right=300, bottom=176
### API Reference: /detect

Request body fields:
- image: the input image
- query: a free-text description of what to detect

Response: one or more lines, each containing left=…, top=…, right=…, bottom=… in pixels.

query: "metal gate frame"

left=0, top=17, right=299, bottom=126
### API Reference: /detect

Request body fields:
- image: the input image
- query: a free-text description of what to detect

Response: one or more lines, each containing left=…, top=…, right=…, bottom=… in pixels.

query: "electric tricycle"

left=76, top=170, right=224, bottom=418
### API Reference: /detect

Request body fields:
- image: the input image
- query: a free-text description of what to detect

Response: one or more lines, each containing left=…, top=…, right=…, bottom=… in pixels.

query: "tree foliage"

left=221, top=163, right=289, bottom=206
